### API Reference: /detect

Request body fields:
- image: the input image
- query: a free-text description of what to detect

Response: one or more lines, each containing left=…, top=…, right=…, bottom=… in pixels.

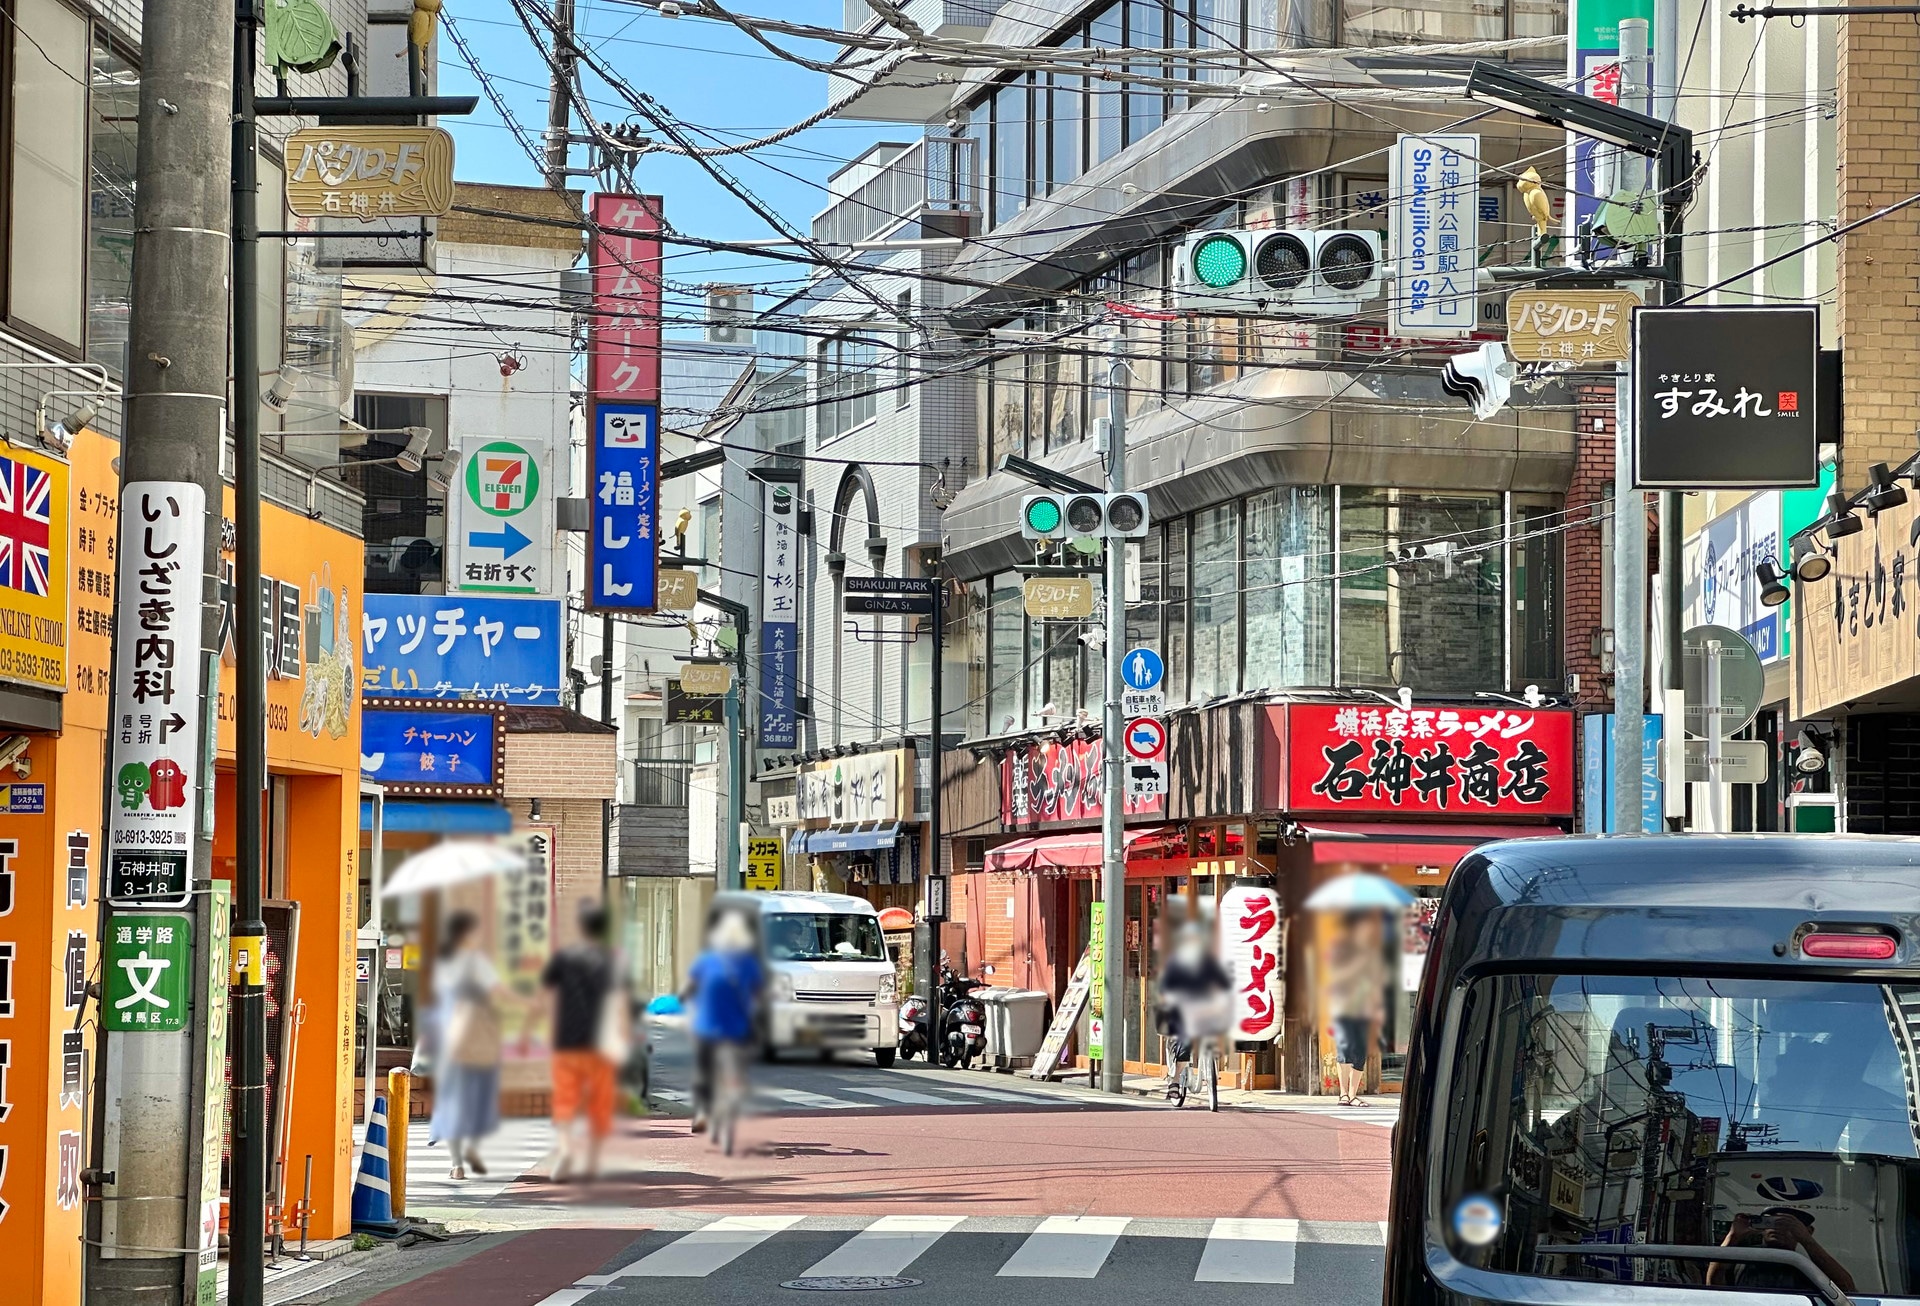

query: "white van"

left=709, top=891, right=902, bottom=1067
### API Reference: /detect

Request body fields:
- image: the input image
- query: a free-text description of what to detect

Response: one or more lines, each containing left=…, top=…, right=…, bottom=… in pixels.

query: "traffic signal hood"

left=1172, top=227, right=1384, bottom=316
left=1020, top=491, right=1150, bottom=540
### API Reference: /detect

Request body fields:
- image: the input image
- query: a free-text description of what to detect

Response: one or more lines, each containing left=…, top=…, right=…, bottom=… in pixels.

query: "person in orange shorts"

left=542, top=902, right=622, bottom=1180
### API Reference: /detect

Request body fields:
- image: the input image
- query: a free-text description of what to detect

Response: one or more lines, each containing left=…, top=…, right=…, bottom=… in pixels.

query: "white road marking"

left=610, top=1214, right=805, bottom=1278
left=837, top=1084, right=961, bottom=1107
left=801, top=1214, right=967, bottom=1277
left=996, top=1215, right=1133, bottom=1278
left=1195, top=1217, right=1300, bottom=1283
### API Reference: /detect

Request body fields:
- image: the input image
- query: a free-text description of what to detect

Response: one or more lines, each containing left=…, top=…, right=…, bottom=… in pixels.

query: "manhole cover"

left=781, top=1277, right=922, bottom=1291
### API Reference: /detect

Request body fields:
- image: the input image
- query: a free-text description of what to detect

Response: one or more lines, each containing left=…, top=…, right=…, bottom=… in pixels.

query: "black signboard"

left=109, top=850, right=190, bottom=905
left=844, top=576, right=934, bottom=595
left=844, top=594, right=936, bottom=616
left=666, top=681, right=724, bottom=725
left=1633, top=305, right=1819, bottom=489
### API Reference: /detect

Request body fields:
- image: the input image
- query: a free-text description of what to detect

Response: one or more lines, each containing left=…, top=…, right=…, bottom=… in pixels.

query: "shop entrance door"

left=1124, top=880, right=1169, bottom=1072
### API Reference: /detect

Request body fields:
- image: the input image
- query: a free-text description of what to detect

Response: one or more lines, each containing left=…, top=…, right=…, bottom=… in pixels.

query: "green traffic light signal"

left=1024, top=497, right=1062, bottom=535
left=1191, top=234, right=1246, bottom=289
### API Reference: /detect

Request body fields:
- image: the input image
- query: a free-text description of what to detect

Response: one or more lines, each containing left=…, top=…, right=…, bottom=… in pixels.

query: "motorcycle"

left=896, top=964, right=989, bottom=1068
left=938, top=967, right=988, bottom=1070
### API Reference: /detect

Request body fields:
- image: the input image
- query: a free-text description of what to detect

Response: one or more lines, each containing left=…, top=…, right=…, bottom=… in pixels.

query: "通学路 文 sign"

left=105, top=913, right=191, bottom=1032
left=361, top=593, right=563, bottom=706
left=588, top=404, right=658, bottom=611
left=360, top=701, right=504, bottom=797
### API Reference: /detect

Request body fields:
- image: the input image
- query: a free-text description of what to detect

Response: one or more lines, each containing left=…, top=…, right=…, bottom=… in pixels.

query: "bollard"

left=387, top=1069, right=411, bottom=1218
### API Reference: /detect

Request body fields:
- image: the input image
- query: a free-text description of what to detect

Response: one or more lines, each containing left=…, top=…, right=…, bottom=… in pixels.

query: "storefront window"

left=1126, top=0, right=1166, bottom=145
left=1244, top=486, right=1332, bottom=689
left=1342, top=0, right=1502, bottom=44
left=1047, top=621, right=1080, bottom=721
left=1127, top=529, right=1164, bottom=655
left=1026, top=600, right=1047, bottom=728
left=1190, top=503, right=1240, bottom=699
left=962, top=579, right=989, bottom=739
left=989, top=573, right=1023, bottom=734
left=1339, top=489, right=1504, bottom=693
left=993, top=77, right=1030, bottom=225
left=1165, top=519, right=1189, bottom=704
left=1513, top=504, right=1562, bottom=685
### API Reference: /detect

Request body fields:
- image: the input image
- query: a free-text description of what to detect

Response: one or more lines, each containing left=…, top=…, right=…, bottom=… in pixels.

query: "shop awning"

left=786, top=828, right=810, bottom=857
left=1299, top=820, right=1563, bottom=866
left=986, top=825, right=1183, bottom=874
left=359, top=799, right=514, bottom=835
left=805, top=822, right=903, bottom=854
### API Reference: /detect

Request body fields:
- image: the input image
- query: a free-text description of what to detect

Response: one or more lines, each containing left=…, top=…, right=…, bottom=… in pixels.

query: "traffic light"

left=1020, top=492, right=1150, bottom=540
left=1172, top=228, right=1384, bottom=316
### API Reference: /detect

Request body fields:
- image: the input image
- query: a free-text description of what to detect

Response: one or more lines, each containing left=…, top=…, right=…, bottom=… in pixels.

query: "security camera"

left=0, top=734, right=31, bottom=776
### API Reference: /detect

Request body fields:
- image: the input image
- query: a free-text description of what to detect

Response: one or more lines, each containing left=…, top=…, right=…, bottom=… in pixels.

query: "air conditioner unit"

left=707, top=284, right=754, bottom=344
left=1171, top=228, right=1383, bottom=317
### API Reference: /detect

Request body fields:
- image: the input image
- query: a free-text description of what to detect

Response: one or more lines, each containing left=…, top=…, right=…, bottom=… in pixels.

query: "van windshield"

left=764, top=913, right=887, bottom=963
left=1441, top=973, right=1920, bottom=1296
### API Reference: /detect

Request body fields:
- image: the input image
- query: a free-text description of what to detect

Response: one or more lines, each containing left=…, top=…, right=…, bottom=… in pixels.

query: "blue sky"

left=439, top=2, right=902, bottom=308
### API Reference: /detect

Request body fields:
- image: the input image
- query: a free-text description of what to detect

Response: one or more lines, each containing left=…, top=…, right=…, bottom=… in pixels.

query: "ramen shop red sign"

left=1284, top=703, right=1575, bottom=817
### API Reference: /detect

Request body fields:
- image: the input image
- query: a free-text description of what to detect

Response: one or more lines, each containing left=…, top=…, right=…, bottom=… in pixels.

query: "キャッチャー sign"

left=587, top=403, right=659, bottom=611
left=0, top=445, right=67, bottom=691
left=361, top=593, right=564, bottom=706
left=1389, top=133, right=1479, bottom=338
left=285, top=126, right=455, bottom=219
left=108, top=483, right=208, bottom=906
left=1505, top=289, right=1639, bottom=363
left=359, top=701, right=505, bottom=797
left=1633, top=305, right=1820, bottom=489
left=450, top=437, right=556, bottom=597
left=1282, top=702, right=1576, bottom=816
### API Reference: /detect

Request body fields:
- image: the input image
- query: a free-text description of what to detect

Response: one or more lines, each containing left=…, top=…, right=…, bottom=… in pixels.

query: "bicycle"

left=1160, top=1032, right=1220, bottom=1110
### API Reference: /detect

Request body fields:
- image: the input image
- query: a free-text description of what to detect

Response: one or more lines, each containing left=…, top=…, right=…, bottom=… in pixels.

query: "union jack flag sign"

left=0, top=456, right=53, bottom=596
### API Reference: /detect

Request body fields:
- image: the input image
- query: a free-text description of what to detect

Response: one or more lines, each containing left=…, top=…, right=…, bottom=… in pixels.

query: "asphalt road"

left=319, top=1022, right=1391, bottom=1306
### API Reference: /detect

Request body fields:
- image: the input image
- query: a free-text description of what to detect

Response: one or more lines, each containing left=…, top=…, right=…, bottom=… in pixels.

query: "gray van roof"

left=710, top=890, right=880, bottom=916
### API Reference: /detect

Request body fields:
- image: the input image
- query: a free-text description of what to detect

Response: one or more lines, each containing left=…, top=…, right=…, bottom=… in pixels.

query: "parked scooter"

left=896, top=963, right=989, bottom=1067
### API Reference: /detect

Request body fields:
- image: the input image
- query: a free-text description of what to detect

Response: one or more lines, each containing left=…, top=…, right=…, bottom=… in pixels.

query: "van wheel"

left=874, top=1047, right=897, bottom=1069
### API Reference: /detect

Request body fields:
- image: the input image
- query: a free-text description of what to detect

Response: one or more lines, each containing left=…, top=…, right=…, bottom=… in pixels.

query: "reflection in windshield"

left=1443, top=975, right=1920, bottom=1295
left=764, top=913, right=887, bottom=963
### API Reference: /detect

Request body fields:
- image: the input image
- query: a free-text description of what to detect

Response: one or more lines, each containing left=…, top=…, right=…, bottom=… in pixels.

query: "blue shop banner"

left=361, top=594, right=563, bottom=706
left=588, top=403, right=659, bottom=611
left=361, top=706, right=500, bottom=795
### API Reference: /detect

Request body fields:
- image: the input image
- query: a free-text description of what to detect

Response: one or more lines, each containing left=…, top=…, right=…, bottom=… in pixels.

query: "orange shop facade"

left=0, top=426, right=366, bottom=1306
left=944, top=700, right=1573, bottom=1091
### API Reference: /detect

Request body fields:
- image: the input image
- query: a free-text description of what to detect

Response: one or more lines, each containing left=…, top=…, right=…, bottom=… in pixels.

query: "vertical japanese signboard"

left=587, top=404, right=658, bottom=610
left=108, top=483, right=208, bottom=906
left=1389, top=133, right=1479, bottom=338
left=589, top=193, right=663, bottom=405
left=759, top=482, right=798, bottom=749
left=1219, top=880, right=1282, bottom=1042
left=1567, top=0, right=1653, bottom=251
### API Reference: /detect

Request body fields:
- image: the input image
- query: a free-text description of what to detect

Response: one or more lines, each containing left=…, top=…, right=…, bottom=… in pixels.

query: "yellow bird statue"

left=1515, top=167, right=1555, bottom=265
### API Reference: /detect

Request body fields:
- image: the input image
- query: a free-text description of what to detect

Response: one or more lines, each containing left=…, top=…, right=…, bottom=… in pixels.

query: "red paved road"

left=499, top=1102, right=1390, bottom=1220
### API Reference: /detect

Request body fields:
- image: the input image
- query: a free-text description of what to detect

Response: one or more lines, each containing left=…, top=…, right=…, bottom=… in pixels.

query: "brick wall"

left=1841, top=713, right=1920, bottom=832
left=1564, top=379, right=1616, bottom=715
left=504, top=730, right=618, bottom=945
left=1836, top=17, right=1920, bottom=491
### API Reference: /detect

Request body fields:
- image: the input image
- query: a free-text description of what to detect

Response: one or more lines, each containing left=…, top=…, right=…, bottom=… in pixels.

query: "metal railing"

left=628, top=757, right=694, bottom=807
left=811, top=137, right=978, bottom=247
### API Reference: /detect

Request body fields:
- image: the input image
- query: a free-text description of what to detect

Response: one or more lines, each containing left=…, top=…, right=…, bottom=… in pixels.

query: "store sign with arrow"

left=450, top=436, right=556, bottom=598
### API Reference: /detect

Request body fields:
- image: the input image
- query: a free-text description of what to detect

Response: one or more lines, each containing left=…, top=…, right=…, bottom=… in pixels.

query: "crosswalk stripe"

left=802, top=1214, right=967, bottom=1278
left=612, top=1214, right=805, bottom=1278
left=1194, top=1218, right=1300, bottom=1283
left=532, top=1290, right=598, bottom=1306
left=996, top=1215, right=1132, bottom=1278
left=928, top=1083, right=1059, bottom=1104
left=838, top=1084, right=961, bottom=1107
left=760, top=1086, right=864, bottom=1110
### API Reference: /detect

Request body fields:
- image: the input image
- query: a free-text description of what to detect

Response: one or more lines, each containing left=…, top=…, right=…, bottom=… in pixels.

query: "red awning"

left=1300, top=820, right=1563, bottom=866
left=985, top=826, right=1184, bottom=875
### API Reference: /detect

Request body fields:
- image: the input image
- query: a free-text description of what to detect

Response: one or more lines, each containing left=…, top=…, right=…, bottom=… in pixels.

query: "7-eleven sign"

left=451, top=436, right=555, bottom=597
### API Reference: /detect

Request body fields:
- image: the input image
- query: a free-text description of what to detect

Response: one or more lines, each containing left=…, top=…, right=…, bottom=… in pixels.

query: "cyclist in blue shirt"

left=685, top=911, right=764, bottom=1137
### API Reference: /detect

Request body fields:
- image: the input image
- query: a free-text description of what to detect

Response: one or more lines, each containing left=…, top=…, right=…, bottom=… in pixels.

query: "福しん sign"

left=1283, top=703, right=1575, bottom=817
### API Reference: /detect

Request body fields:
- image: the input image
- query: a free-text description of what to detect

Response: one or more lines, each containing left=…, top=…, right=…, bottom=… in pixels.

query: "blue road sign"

left=1123, top=648, right=1164, bottom=692
left=588, top=402, right=659, bottom=610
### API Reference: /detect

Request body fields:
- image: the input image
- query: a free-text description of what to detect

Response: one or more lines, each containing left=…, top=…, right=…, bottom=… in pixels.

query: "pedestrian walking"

left=428, top=910, right=503, bottom=1180
left=684, top=909, right=763, bottom=1149
left=543, top=900, right=625, bottom=1180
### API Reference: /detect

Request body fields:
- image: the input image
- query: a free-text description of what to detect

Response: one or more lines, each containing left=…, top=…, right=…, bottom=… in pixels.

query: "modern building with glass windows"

left=817, top=0, right=1582, bottom=1093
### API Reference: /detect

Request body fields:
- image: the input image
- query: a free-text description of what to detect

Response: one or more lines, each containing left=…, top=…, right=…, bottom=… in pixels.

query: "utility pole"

left=228, top=2, right=271, bottom=1301
left=85, top=0, right=231, bottom=1300
left=1610, top=18, right=1652, bottom=836
left=923, top=559, right=946, bottom=1055
left=545, top=0, right=577, bottom=188
left=1653, top=0, right=1688, bottom=830
left=1100, top=329, right=1127, bottom=1094
left=699, top=588, right=750, bottom=891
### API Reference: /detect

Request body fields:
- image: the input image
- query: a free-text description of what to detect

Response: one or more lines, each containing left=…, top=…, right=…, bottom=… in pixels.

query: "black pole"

left=923, top=567, right=945, bottom=1049
left=229, top=1, right=269, bottom=1300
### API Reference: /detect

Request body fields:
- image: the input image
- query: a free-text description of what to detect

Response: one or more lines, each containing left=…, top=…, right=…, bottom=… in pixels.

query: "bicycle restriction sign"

left=1123, top=717, right=1167, bottom=761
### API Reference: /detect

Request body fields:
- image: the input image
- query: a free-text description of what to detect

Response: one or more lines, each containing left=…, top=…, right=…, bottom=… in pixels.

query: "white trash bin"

left=979, top=988, right=1051, bottom=1071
